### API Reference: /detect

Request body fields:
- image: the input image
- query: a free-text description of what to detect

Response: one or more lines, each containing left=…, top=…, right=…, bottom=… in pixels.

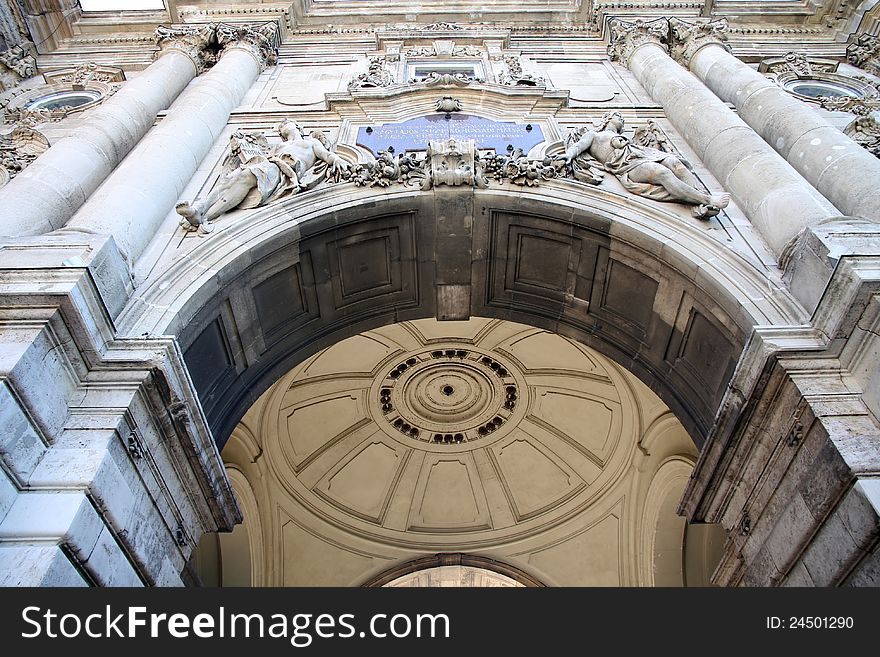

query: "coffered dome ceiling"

left=254, top=318, right=646, bottom=550
left=214, top=317, right=722, bottom=586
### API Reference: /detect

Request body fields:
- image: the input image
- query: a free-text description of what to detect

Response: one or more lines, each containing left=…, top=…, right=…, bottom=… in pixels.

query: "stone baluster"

left=607, top=18, right=838, bottom=256
left=0, top=24, right=216, bottom=237
left=670, top=18, right=880, bottom=223
left=61, top=22, right=279, bottom=268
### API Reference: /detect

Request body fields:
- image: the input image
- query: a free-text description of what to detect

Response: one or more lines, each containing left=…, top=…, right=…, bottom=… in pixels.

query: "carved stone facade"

left=0, top=1, right=879, bottom=589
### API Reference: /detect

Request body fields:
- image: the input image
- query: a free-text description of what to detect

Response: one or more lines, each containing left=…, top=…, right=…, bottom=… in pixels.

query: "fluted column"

left=63, top=22, right=279, bottom=266
left=0, top=24, right=215, bottom=237
left=608, top=18, right=838, bottom=255
left=671, top=19, right=880, bottom=222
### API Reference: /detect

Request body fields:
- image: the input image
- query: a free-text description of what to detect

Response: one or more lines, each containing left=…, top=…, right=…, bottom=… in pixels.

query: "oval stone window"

left=26, top=89, right=102, bottom=111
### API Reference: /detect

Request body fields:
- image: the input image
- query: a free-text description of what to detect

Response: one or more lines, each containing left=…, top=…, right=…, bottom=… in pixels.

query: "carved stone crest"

left=419, top=71, right=476, bottom=86
left=435, top=96, right=462, bottom=113
left=422, top=22, right=463, bottom=31
left=498, top=55, right=546, bottom=87
left=759, top=52, right=837, bottom=77
left=349, top=56, right=395, bottom=90
left=423, top=138, right=488, bottom=189
left=44, top=62, right=126, bottom=85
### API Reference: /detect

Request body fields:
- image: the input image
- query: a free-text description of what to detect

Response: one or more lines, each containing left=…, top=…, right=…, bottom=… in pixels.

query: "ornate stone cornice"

left=155, top=24, right=218, bottom=75
left=847, top=33, right=880, bottom=76
left=668, top=18, right=730, bottom=67
left=606, top=18, right=669, bottom=65
left=216, top=22, right=280, bottom=70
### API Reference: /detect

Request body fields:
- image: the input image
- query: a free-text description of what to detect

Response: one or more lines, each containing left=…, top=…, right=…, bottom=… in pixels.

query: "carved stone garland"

left=180, top=121, right=723, bottom=235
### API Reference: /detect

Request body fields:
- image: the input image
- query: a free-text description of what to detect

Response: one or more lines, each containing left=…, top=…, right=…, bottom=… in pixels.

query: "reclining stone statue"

left=176, top=120, right=349, bottom=232
left=564, top=112, right=730, bottom=218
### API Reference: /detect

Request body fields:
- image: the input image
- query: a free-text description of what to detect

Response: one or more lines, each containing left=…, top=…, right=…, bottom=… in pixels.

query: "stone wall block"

left=741, top=544, right=783, bottom=586
left=781, top=561, right=815, bottom=586
left=0, top=471, right=15, bottom=522
left=4, top=324, right=78, bottom=447
left=837, top=480, right=880, bottom=550
left=844, top=546, right=880, bottom=586
left=0, top=545, right=87, bottom=586
left=0, top=383, right=46, bottom=481
left=84, top=526, right=142, bottom=587
left=0, top=492, right=103, bottom=563
left=761, top=493, right=816, bottom=571
left=800, top=511, right=859, bottom=585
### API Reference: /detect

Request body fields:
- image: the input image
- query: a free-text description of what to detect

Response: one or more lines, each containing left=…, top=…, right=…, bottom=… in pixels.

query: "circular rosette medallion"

left=372, top=346, right=526, bottom=449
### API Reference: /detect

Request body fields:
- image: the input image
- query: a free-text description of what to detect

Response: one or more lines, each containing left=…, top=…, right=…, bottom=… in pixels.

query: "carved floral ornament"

left=175, top=113, right=730, bottom=235
left=847, top=33, right=880, bottom=75
left=0, top=121, right=48, bottom=188
left=0, top=41, right=36, bottom=93
left=606, top=17, right=669, bottom=64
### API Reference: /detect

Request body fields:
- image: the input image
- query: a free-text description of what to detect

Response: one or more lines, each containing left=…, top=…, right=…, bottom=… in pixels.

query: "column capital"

left=154, top=23, right=218, bottom=75
left=606, top=17, right=669, bottom=66
left=847, top=33, right=880, bottom=76
left=668, top=17, right=730, bottom=67
left=216, top=22, right=280, bottom=71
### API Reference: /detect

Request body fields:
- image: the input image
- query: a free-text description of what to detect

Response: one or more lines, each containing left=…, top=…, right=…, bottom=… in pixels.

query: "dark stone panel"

left=665, top=304, right=738, bottom=416
left=598, top=258, right=658, bottom=333
left=486, top=212, right=600, bottom=322
left=253, top=262, right=307, bottom=338
left=183, top=317, right=234, bottom=405
left=337, top=236, right=392, bottom=297
left=514, top=233, right=571, bottom=290
left=679, top=310, right=733, bottom=395
left=319, top=216, right=417, bottom=313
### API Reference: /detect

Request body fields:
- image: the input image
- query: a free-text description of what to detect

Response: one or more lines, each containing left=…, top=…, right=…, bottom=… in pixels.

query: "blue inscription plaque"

left=356, top=114, right=544, bottom=155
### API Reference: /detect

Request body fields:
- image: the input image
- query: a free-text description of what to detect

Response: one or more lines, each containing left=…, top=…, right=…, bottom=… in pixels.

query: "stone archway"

left=119, top=184, right=803, bottom=452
